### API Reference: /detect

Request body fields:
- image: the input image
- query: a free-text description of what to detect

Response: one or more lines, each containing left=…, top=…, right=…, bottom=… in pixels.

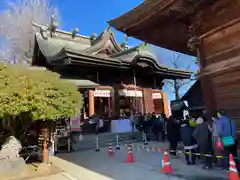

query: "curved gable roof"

left=33, top=25, right=192, bottom=79
left=34, top=26, right=125, bottom=61
left=83, top=27, right=124, bottom=54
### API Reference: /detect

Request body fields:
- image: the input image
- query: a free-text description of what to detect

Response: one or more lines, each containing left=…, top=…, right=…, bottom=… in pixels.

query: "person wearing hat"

left=189, top=117, right=197, bottom=128
left=180, top=120, right=197, bottom=165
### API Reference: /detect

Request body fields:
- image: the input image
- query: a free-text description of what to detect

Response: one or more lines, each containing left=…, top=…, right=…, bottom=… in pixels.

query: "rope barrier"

left=125, top=143, right=240, bottom=160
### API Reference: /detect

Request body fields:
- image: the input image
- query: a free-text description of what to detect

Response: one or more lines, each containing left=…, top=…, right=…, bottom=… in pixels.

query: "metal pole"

left=133, top=68, right=138, bottom=112
left=108, top=96, right=111, bottom=117
left=153, top=77, right=157, bottom=113
left=49, top=135, right=54, bottom=165
left=67, top=136, right=71, bottom=153
left=95, top=135, right=100, bottom=152
left=52, top=135, right=55, bottom=156
left=54, top=134, right=58, bottom=154
left=67, top=118, right=71, bottom=153
left=144, top=133, right=148, bottom=145
left=115, top=134, right=120, bottom=150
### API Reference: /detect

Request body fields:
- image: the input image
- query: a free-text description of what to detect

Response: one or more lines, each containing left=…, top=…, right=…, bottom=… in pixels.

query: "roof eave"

left=153, top=71, right=191, bottom=80
left=108, top=0, right=173, bottom=31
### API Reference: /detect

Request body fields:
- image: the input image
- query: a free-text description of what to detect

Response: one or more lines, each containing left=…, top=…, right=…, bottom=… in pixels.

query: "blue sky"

left=0, top=0, right=197, bottom=100
left=52, top=0, right=144, bottom=46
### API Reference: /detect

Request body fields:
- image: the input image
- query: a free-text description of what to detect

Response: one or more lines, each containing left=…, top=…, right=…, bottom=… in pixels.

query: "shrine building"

left=32, top=24, right=191, bottom=119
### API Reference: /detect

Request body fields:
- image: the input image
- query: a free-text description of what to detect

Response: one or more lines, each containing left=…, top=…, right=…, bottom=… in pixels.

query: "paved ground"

left=35, top=141, right=229, bottom=180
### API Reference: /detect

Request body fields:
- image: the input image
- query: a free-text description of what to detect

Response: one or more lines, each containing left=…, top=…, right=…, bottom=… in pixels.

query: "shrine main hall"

left=32, top=25, right=191, bottom=118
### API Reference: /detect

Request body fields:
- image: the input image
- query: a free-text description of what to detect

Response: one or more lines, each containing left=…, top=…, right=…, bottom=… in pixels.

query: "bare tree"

left=150, top=46, right=198, bottom=100
left=164, top=52, right=197, bottom=100
left=0, top=0, right=59, bottom=64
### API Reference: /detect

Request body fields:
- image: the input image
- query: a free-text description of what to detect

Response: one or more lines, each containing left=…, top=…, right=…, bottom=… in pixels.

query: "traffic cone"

left=108, top=142, right=114, bottom=157
left=229, top=154, right=240, bottom=180
left=161, top=148, right=173, bottom=173
left=43, top=140, right=49, bottom=163
left=125, top=144, right=135, bottom=163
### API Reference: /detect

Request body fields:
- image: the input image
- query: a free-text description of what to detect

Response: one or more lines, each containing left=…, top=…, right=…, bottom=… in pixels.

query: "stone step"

left=74, top=132, right=142, bottom=144
left=72, top=132, right=143, bottom=151
left=74, top=135, right=142, bottom=147
left=82, top=132, right=141, bottom=139
left=72, top=139, right=142, bottom=151
left=75, top=134, right=141, bottom=146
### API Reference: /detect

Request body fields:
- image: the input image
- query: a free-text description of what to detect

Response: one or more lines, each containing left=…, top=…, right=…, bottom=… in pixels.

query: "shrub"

left=0, top=63, right=83, bottom=121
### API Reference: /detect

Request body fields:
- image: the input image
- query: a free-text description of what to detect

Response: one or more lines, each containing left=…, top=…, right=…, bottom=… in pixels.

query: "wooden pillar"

left=142, top=88, right=153, bottom=113
left=160, top=90, right=169, bottom=117
left=89, top=90, right=95, bottom=116
left=110, top=91, right=115, bottom=117
left=197, top=43, right=216, bottom=116
left=113, top=86, right=120, bottom=117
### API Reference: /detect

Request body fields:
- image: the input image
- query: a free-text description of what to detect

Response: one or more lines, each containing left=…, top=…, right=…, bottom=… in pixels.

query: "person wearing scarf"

left=193, top=117, right=213, bottom=169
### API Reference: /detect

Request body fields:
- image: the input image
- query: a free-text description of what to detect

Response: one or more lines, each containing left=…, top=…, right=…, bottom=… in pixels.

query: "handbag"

left=221, top=117, right=235, bottom=147
left=217, top=138, right=224, bottom=151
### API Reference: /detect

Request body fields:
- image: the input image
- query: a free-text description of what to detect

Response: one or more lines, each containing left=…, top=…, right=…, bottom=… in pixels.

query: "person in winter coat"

left=216, top=109, right=238, bottom=171
left=209, top=114, right=222, bottom=167
left=142, top=113, right=152, bottom=141
left=193, top=117, right=213, bottom=169
left=180, top=120, right=198, bottom=165
left=161, top=114, right=167, bottom=141
left=189, top=117, right=197, bottom=128
left=167, top=116, right=180, bottom=156
left=151, top=113, right=160, bottom=141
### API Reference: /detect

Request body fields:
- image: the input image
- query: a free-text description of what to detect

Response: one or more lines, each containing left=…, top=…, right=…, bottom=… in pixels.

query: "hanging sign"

left=152, top=92, right=162, bottom=99
left=94, top=89, right=111, bottom=97
left=118, top=89, right=143, bottom=97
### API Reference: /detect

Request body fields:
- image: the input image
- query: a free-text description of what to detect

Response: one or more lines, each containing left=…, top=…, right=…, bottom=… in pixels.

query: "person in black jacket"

left=180, top=120, right=198, bottom=165
left=166, top=116, right=180, bottom=156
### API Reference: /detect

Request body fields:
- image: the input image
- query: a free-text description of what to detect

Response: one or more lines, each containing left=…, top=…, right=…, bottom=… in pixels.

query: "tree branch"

left=160, top=52, right=198, bottom=99
left=0, top=0, right=60, bottom=64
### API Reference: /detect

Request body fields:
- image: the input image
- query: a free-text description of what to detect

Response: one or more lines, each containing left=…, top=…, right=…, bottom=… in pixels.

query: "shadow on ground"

left=54, top=142, right=228, bottom=180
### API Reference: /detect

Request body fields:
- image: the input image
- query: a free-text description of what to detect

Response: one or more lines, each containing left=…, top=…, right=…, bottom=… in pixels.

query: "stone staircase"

left=72, top=132, right=143, bottom=151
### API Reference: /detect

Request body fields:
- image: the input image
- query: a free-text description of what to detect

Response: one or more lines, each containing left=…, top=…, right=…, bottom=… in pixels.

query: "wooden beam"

left=200, top=16, right=240, bottom=39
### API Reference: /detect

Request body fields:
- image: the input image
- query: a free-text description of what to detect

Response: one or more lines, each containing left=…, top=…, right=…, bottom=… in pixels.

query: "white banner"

left=118, top=89, right=143, bottom=97
left=152, top=92, right=162, bottom=99
left=94, top=90, right=111, bottom=97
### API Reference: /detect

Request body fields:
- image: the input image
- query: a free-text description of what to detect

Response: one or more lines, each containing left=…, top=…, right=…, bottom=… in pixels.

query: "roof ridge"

left=33, top=22, right=90, bottom=39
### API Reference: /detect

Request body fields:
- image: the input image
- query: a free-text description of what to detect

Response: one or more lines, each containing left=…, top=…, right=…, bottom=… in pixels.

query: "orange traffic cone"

left=108, top=142, right=114, bottom=157
left=125, top=144, right=135, bottom=163
left=43, top=140, right=49, bottom=163
left=229, top=154, right=240, bottom=180
left=161, top=148, right=173, bottom=173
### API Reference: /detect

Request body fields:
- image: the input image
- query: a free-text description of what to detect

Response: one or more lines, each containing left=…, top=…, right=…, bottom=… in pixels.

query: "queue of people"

left=130, top=112, right=167, bottom=142
left=166, top=109, right=238, bottom=171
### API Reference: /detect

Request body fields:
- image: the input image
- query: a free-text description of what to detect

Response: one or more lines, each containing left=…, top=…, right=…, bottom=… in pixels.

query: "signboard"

left=94, top=90, right=111, bottom=97
left=152, top=92, right=162, bottom=99
left=118, top=89, right=143, bottom=97
left=70, top=114, right=81, bottom=132
left=111, top=119, right=132, bottom=133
